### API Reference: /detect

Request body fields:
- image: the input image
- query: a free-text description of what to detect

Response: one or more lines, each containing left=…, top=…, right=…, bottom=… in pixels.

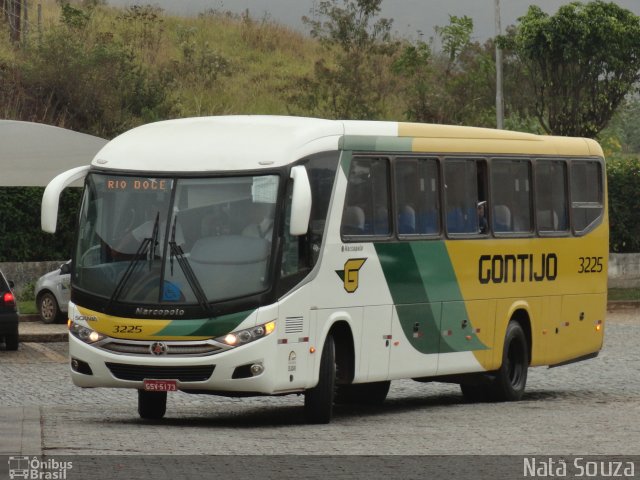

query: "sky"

left=106, top=0, right=640, bottom=41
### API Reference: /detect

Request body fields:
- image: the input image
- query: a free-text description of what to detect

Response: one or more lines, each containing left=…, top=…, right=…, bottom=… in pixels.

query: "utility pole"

left=495, top=0, right=504, bottom=129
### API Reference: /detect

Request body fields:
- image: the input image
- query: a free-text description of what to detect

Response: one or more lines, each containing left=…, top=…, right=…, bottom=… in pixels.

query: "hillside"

left=0, top=1, right=329, bottom=138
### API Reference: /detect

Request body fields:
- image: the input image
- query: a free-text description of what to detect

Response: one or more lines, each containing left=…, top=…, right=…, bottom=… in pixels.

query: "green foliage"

left=60, top=3, right=91, bottom=30
left=170, top=25, right=232, bottom=90
left=435, top=15, right=473, bottom=67
left=393, top=17, right=495, bottom=127
left=607, top=155, right=640, bottom=253
left=6, top=4, right=174, bottom=138
left=0, top=188, right=81, bottom=261
left=392, top=39, right=431, bottom=122
left=115, top=5, right=165, bottom=63
left=505, top=1, right=640, bottom=138
left=290, top=0, right=398, bottom=119
left=19, top=281, right=35, bottom=302
left=601, top=96, right=640, bottom=154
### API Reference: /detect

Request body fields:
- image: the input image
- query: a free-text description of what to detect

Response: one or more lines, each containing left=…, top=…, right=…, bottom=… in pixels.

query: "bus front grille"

left=105, top=363, right=215, bottom=382
left=98, top=339, right=224, bottom=357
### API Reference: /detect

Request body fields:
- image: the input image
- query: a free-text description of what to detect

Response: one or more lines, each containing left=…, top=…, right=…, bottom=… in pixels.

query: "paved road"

left=0, top=309, right=638, bottom=460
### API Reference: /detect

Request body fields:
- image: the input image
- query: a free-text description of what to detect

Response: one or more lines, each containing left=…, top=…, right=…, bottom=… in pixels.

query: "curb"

left=606, top=300, right=640, bottom=311
left=19, top=332, right=68, bottom=343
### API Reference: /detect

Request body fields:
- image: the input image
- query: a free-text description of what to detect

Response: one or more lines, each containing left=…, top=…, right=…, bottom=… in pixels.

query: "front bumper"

left=68, top=330, right=284, bottom=395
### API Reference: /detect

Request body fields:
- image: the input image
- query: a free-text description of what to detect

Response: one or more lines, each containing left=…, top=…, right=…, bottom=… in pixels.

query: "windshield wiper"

left=106, top=213, right=160, bottom=310
left=168, top=215, right=213, bottom=316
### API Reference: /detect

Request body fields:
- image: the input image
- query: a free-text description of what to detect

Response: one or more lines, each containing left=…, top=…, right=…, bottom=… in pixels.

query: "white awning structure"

left=0, top=120, right=107, bottom=187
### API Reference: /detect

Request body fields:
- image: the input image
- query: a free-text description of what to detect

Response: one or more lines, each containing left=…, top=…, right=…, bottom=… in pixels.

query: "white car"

left=34, top=261, right=71, bottom=324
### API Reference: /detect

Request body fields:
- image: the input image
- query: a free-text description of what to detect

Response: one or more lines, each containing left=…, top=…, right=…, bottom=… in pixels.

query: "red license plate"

left=143, top=379, right=177, bottom=392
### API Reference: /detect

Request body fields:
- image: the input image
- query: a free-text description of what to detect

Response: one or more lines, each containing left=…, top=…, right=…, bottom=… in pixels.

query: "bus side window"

left=570, top=160, right=603, bottom=234
left=444, top=158, right=486, bottom=235
left=395, top=158, right=440, bottom=236
left=341, top=157, right=391, bottom=238
left=535, top=160, right=569, bottom=233
left=491, top=159, right=532, bottom=234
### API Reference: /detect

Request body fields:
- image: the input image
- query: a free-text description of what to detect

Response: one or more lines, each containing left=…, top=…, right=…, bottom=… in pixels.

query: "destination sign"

left=105, top=178, right=170, bottom=191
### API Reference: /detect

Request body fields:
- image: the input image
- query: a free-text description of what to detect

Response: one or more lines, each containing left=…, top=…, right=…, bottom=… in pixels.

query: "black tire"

left=4, top=332, right=19, bottom=351
left=138, top=390, right=167, bottom=420
left=38, top=292, right=60, bottom=324
left=490, top=321, right=529, bottom=401
left=304, top=334, right=336, bottom=424
left=335, top=381, right=390, bottom=406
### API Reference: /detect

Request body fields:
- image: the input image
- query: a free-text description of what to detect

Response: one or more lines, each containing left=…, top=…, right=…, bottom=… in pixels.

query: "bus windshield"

left=74, top=173, right=280, bottom=307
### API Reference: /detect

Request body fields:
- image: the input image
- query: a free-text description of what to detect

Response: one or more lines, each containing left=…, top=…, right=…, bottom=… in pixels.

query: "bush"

left=607, top=155, right=640, bottom=252
left=0, top=187, right=81, bottom=261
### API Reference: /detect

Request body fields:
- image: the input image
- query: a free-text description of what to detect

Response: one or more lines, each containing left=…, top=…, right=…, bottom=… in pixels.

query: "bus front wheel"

left=304, top=334, right=336, bottom=424
left=138, top=390, right=167, bottom=420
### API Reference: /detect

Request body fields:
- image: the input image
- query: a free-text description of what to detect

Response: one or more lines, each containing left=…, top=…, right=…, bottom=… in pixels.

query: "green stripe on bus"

left=154, top=310, right=253, bottom=338
left=340, top=135, right=413, bottom=152
left=374, top=242, right=487, bottom=354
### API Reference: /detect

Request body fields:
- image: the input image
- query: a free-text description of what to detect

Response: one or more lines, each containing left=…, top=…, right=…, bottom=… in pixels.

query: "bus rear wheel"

left=460, top=321, right=529, bottom=402
left=304, top=334, right=336, bottom=424
left=490, top=321, right=529, bottom=401
left=138, top=390, right=167, bottom=420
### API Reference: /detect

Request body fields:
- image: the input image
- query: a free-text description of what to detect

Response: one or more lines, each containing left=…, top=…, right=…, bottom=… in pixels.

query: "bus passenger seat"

left=398, top=205, right=416, bottom=234
left=493, top=204, right=511, bottom=232
left=420, top=210, right=439, bottom=234
left=539, top=209, right=557, bottom=231
left=342, top=206, right=365, bottom=235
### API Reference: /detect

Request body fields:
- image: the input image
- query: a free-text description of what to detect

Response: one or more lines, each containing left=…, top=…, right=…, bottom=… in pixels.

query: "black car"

left=0, top=269, right=19, bottom=350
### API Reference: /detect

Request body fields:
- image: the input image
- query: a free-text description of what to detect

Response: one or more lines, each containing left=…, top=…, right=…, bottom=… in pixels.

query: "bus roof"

left=91, top=116, right=603, bottom=172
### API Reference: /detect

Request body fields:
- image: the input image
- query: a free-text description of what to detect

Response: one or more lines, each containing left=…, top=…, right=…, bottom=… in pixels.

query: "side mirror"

left=289, top=166, right=312, bottom=236
left=9, top=280, right=15, bottom=289
left=60, top=263, right=70, bottom=275
left=41, top=166, right=90, bottom=233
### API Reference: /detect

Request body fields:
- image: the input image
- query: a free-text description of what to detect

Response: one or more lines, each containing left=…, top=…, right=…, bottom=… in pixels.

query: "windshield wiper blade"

left=149, top=212, right=160, bottom=265
left=168, top=220, right=212, bottom=315
left=106, top=213, right=160, bottom=310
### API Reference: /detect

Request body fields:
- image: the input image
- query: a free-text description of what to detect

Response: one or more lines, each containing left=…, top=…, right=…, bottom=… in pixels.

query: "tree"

left=290, top=0, right=397, bottom=119
left=504, top=1, right=640, bottom=138
left=2, top=0, right=22, bottom=43
left=393, top=16, right=496, bottom=127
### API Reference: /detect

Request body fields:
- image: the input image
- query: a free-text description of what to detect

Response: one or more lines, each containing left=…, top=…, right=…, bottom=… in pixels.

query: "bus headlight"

left=69, top=321, right=106, bottom=344
left=216, top=320, right=275, bottom=347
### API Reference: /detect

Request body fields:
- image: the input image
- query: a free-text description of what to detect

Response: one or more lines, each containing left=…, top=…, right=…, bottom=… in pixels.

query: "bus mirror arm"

left=289, top=165, right=312, bottom=236
left=41, top=166, right=90, bottom=233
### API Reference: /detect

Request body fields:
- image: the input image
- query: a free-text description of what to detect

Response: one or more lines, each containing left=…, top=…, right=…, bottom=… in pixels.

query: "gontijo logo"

left=336, top=258, right=367, bottom=293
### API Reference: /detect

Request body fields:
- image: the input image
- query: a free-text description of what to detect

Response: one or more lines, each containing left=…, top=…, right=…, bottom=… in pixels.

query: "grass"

left=608, top=288, right=640, bottom=302
left=18, top=300, right=37, bottom=315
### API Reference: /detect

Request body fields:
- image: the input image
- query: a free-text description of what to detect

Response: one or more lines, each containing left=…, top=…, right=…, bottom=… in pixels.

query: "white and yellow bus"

left=41, top=116, right=607, bottom=423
